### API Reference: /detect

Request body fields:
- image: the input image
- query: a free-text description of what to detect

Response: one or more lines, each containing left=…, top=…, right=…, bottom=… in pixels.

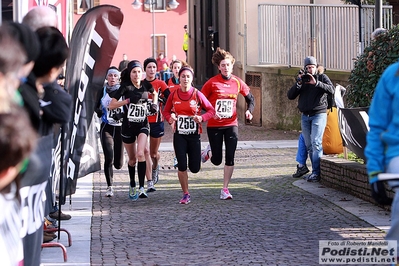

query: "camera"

left=299, top=69, right=312, bottom=83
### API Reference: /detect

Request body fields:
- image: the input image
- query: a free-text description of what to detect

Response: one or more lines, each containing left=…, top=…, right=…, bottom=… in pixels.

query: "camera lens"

left=302, top=74, right=311, bottom=83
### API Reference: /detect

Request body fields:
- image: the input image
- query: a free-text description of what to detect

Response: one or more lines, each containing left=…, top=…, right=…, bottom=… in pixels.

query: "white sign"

left=319, top=240, right=397, bottom=264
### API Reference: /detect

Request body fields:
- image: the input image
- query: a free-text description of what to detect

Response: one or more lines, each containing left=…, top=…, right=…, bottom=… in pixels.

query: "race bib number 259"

left=215, top=99, right=234, bottom=118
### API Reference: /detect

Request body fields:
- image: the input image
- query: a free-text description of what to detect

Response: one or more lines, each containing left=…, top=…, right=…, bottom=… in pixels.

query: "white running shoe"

left=152, top=165, right=160, bottom=184
left=147, top=180, right=156, bottom=193
left=138, top=187, right=148, bottom=198
left=201, top=144, right=211, bottom=163
left=106, top=186, right=114, bottom=197
left=220, top=188, right=233, bottom=200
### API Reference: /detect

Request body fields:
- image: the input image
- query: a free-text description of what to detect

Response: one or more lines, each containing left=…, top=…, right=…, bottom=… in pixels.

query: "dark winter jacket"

left=287, top=71, right=334, bottom=116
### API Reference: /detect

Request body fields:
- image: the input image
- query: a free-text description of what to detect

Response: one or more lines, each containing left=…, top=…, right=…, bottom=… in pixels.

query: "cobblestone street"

left=90, top=148, right=386, bottom=265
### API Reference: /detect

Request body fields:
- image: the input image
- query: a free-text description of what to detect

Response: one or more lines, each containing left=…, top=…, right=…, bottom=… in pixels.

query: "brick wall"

left=320, top=156, right=394, bottom=209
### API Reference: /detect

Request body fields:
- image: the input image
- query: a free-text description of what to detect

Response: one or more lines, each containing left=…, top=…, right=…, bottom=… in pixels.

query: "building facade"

left=7, top=0, right=188, bottom=68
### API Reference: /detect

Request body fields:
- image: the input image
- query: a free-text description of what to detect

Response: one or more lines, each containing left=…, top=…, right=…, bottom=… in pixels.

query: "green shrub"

left=347, top=25, right=399, bottom=107
left=337, top=152, right=364, bottom=164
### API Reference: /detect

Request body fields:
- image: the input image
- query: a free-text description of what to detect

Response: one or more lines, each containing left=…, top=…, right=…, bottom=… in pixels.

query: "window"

left=74, top=0, right=100, bottom=14
left=144, top=0, right=168, bottom=11
left=152, top=35, right=167, bottom=57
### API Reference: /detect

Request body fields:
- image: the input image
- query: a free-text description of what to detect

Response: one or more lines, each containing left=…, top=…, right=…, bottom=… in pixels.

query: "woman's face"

left=179, top=69, right=193, bottom=89
left=172, top=62, right=182, bottom=78
left=218, top=59, right=234, bottom=77
left=107, top=72, right=120, bottom=86
left=130, top=67, right=142, bottom=84
left=145, top=62, right=157, bottom=79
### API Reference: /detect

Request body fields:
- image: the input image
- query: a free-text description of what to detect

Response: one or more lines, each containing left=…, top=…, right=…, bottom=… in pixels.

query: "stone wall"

left=320, top=156, right=394, bottom=208
left=239, top=65, right=351, bottom=131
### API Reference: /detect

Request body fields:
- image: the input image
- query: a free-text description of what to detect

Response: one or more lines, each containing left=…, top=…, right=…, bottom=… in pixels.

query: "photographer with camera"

left=95, top=66, right=124, bottom=197
left=287, top=56, right=335, bottom=182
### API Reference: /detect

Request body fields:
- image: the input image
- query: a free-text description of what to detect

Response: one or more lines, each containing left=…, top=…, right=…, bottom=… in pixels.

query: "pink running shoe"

left=220, top=188, right=233, bottom=200
left=179, top=193, right=191, bottom=204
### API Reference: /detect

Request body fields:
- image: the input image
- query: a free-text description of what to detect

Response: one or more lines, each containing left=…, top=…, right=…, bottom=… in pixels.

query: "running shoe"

left=152, top=165, right=160, bottom=184
left=106, top=186, right=114, bottom=197
left=146, top=180, right=156, bottom=193
left=220, top=188, right=233, bottom=200
left=201, top=144, right=211, bottom=163
left=292, top=164, right=309, bottom=178
left=179, top=193, right=191, bottom=204
left=306, top=173, right=321, bottom=183
left=129, top=186, right=138, bottom=201
left=139, top=187, right=148, bottom=198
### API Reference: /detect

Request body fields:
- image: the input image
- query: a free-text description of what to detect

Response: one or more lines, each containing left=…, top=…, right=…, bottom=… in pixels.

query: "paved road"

left=40, top=140, right=391, bottom=265
left=87, top=147, right=386, bottom=266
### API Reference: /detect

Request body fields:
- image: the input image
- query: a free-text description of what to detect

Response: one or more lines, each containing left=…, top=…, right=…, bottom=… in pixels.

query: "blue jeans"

left=301, top=113, right=327, bottom=176
left=296, top=133, right=308, bottom=165
left=386, top=156, right=399, bottom=249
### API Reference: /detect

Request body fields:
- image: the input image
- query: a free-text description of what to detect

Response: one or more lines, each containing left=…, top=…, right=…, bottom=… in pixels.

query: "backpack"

left=317, top=74, right=335, bottom=111
left=327, top=91, right=335, bottom=111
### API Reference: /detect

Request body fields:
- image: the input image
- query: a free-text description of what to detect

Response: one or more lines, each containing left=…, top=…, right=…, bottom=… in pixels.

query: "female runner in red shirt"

left=200, top=48, right=255, bottom=200
left=163, top=66, right=215, bottom=204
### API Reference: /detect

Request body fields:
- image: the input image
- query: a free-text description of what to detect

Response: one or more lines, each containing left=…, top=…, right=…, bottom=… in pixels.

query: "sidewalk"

left=40, top=140, right=390, bottom=265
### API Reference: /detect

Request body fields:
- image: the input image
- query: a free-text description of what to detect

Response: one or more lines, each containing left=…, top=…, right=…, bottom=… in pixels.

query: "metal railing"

left=258, top=4, right=392, bottom=71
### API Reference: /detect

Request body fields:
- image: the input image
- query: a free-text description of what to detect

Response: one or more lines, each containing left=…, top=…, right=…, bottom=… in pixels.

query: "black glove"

left=95, top=108, right=103, bottom=118
left=112, top=112, right=124, bottom=121
left=371, top=181, right=393, bottom=205
left=149, top=103, right=158, bottom=113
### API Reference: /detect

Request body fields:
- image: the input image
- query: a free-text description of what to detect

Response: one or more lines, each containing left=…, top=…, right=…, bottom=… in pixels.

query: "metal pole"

left=375, top=0, right=382, bottom=29
left=358, top=4, right=362, bottom=54
left=152, top=1, right=155, bottom=58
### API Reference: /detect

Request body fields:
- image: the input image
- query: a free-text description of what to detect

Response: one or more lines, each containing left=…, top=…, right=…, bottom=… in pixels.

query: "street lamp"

left=132, top=0, right=179, bottom=58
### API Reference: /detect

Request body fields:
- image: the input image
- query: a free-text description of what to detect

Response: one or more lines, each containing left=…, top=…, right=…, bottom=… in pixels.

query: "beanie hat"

left=304, top=56, right=317, bottom=67
left=6, top=22, right=40, bottom=63
left=143, top=57, right=157, bottom=70
left=127, top=60, right=142, bottom=73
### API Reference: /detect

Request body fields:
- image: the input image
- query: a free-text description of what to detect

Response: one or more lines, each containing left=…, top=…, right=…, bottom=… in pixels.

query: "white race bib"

left=215, top=99, right=234, bottom=118
left=106, top=107, right=123, bottom=126
left=177, top=115, right=197, bottom=134
left=127, top=103, right=147, bottom=122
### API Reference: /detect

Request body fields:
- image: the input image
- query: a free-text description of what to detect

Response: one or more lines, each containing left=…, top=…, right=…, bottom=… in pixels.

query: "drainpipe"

left=238, top=0, right=247, bottom=75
